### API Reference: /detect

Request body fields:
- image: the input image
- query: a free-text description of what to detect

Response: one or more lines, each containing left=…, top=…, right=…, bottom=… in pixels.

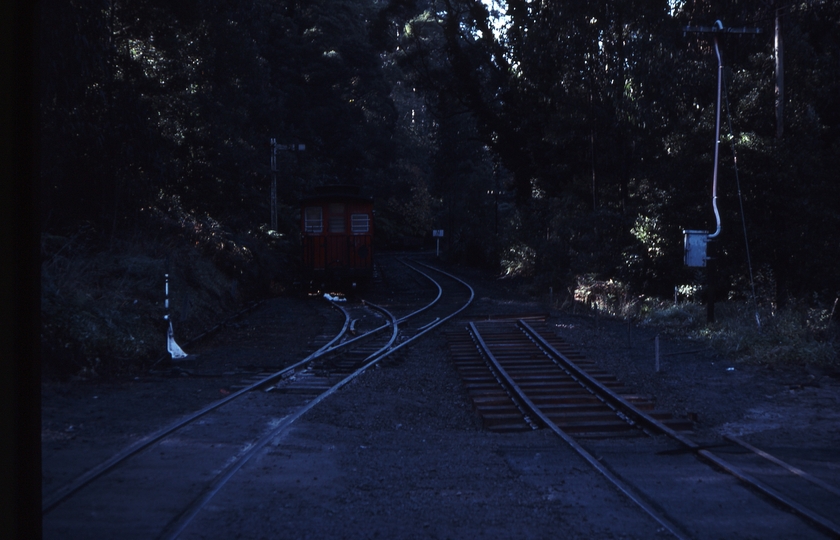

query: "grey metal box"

left=683, top=230, right=708, bottom=267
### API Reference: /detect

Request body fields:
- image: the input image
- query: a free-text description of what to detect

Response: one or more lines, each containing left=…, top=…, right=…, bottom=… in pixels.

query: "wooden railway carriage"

left=301, top=185, right=373, bottom=285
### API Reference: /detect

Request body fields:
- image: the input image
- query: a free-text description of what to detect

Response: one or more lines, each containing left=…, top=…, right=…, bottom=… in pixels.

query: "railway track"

left=43, top=257, right=839, bottom=539
left=450, top=318, right=840, bottom=539
left=42, top=257, right=474, bottom=539
left=448, top=318, right=691, bottom=435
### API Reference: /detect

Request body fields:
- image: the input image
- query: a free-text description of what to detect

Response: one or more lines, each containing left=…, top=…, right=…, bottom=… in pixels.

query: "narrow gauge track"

left=42, top=259, right=474, bottom=540
left=448, top=319, right=691, bottom=435
left=455, top=319, right=840, bottom=539
left=264, top=258, right=474, bottom=395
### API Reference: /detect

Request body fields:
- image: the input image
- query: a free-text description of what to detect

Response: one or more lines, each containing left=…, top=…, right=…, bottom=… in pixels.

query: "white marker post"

left=432, top=229, right=444, bottom=257
left=165, top=273, right=188, bottom=360
left=655, top=334, right=660, bottom=373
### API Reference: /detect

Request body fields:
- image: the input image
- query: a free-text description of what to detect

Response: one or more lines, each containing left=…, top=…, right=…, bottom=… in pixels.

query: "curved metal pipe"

left=709, top=20, right=724, bottom=239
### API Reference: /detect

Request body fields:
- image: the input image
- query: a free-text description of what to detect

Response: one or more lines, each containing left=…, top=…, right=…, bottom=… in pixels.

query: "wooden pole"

left=270, top=138, right=277, bottom=231
left=775, top=8, right=784, bottom=140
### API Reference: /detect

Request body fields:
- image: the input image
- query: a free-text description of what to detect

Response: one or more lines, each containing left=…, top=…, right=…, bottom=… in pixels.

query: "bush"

left=640, top=299, right=839, bottom=367
left=639, top=300, right=703, bottom=329
left=41, top=231, right=166, bottom=378
left=571, top=276, right=643, bottom=319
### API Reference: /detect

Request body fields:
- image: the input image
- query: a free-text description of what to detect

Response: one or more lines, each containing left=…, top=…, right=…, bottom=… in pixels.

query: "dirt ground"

left=41, top=257, right=840, bottom=539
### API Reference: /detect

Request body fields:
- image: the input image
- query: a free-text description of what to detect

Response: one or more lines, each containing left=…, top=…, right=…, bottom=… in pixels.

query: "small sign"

left=433, top=229, right=444, bottom=237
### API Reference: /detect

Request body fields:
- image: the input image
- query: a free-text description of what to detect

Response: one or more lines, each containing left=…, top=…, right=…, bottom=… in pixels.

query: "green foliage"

left=500, top=242, right=536, bottom=278
left=40, top=0, right=840, bottom=372
left=569, top=275, right=646, bottom=319
left=38, top=0, right=429, bottom=374
left=383, top=0, right=840, bottom=309
left=40, top=206, right=291, bottom=377
left=639, top=301, right=703, bottom=329
left=41, top=231, right=163, bottom=377
left=635, top=298, right=839, bottom=367
left=40, top=0, right=403, bottom=235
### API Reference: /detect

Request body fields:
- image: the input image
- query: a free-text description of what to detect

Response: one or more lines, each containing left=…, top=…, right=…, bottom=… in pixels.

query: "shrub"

left=41, top=207, right=291, bottom=378
left=640, top=299, right=838, bottom=367
left=571, top=276, right=642, bottom=319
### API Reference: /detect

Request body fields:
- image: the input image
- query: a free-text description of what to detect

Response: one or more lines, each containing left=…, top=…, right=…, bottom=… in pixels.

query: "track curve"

left=43, top=256, right=474, bottom=540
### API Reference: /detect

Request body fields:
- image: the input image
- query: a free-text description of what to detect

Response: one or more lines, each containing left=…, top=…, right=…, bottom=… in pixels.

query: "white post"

left=164, top=273, right=170, bottom=321
left=655, top=334, right=660, bottom=373
left=165, top=273, right=187, bottom=359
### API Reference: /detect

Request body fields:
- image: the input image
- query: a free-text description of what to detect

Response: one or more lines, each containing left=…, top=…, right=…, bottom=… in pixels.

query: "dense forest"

left=39, top=0, right=840, bottom=373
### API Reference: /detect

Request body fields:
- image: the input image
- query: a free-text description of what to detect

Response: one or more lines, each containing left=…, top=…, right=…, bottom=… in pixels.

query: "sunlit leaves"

left=630, top=214, right=666, bottom=259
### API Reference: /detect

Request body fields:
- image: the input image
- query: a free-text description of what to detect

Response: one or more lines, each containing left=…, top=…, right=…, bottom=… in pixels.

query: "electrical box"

left=683, top=230, right=708, bottom=267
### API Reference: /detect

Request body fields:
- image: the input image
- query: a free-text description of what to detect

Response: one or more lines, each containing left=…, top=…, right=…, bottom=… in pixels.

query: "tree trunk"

left=706, top=242, right=716, bottom=323
left=775, top=7, right=784, bottom=140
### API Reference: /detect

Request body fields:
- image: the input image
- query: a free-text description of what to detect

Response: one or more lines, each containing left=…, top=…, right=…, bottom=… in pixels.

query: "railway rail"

left=452, top=318, right=840, bottom=539
left=42, top=258, right=474, bottom=539
left=43, top=257, right=839, bottom=539
left=448, top=319, right=691, bottom=435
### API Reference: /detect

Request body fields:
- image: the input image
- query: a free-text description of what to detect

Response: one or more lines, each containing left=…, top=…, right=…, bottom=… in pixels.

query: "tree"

left=381, top=0, right=840, bottom=306
left=41, top=0, right=404, bottom=239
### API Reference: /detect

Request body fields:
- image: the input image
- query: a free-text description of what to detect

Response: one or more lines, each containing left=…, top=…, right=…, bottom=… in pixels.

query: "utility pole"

left=270, top=138, right=305, bottom=232
left=683, top=21, right=761, bottom=322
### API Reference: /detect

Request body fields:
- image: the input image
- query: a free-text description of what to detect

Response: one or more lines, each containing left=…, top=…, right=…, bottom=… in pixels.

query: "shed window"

left=351, top=214, right=369, bottom=233
left=304, top=207, right=323, bottom=233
